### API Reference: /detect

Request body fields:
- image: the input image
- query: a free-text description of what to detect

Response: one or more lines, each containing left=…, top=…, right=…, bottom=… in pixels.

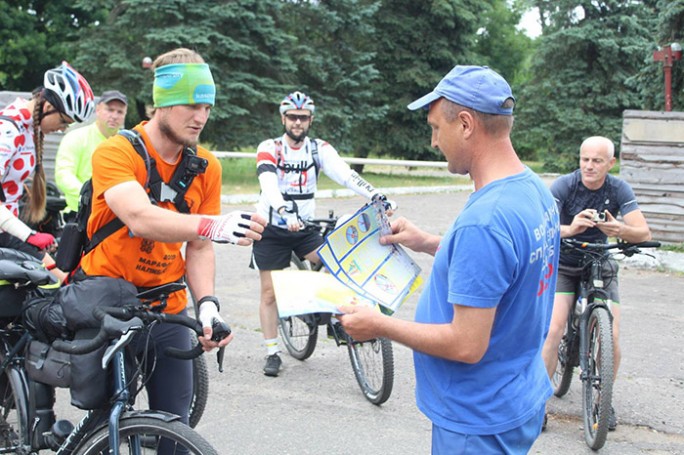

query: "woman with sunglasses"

left=0, top=61, right=95, bottom=280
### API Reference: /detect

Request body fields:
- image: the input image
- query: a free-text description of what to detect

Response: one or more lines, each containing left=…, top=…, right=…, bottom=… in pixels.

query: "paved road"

left=55, top=190, right=684, bottom=454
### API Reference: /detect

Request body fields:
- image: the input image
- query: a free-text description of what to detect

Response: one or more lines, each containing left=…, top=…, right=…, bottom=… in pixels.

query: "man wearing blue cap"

left=338, top=65, right=560, bottom=453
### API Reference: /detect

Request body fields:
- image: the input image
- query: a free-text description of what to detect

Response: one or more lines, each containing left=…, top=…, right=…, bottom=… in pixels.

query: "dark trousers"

left=132, top=310, right=193, bottom=453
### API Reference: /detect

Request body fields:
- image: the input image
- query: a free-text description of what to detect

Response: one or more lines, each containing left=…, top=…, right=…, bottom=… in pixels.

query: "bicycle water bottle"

left=572, top=296, right=584, bottom=328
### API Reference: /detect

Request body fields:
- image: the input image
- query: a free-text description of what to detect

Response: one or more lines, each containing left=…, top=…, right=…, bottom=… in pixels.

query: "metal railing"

left=212, top=151, right=448, bottom=169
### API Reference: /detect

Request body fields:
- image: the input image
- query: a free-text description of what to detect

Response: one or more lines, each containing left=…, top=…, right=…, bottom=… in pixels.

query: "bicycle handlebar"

left=562, top=239, right=661, bottom=258
left=51, top=306, right=209, bottom=359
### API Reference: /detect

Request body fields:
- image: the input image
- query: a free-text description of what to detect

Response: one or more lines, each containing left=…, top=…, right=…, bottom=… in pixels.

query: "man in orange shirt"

left=79, top=48, right=265, bottom=430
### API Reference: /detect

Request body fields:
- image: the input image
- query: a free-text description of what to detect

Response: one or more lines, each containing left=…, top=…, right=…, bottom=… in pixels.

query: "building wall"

left=620, top=110, right=684, bottom=243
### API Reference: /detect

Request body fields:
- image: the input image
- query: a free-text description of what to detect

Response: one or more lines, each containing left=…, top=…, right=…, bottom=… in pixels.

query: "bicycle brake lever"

left=210, top=320, right=231, bottom=342
left=217, top=347, right=225, bottom=373
left=210, top=320, right=231, bottom=373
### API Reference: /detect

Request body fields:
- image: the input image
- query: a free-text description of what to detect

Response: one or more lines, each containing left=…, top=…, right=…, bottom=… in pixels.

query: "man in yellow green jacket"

left=55, top=90, right=127, bottom=220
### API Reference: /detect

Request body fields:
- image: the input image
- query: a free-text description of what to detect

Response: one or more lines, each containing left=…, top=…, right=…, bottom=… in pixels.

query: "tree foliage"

left=3, top=0, right=671, bottom=169
left=516, top=0, right=655, bottom=172
left=0, top=1, right=104, bottom=89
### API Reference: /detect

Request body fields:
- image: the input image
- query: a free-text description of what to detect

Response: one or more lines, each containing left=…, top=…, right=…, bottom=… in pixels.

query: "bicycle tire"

left=0, top=354, right=30, bottom=452
left=553, top=317, right=577, bottom=397
left=582, top=306, right=614, bottom=450
left=279, top=315, right=318, bottom=360
left=74, top=416, right=218, bottom=455
left=278, top=254, right=319, bottom=360
left=346, top=334, right=394, bottom=405
left=188, top=336, right=209, bottom=429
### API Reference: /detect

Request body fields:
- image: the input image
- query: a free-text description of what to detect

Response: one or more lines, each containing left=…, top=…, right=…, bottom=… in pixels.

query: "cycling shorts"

left=556, top=259, right=620, bottom=304
left=249, top=224, right=324, bottom=271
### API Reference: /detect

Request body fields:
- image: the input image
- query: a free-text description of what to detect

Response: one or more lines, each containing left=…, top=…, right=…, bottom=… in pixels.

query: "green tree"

left=477, top=0, right=537, bottom=160
left=367, top=0, right=488, bottom=161
left=627, top=0, right=684, bottom=111
left=73, top=0, right=296, bottom=148
left=0, top=1, right=104, bottom=90
left=516, top=0, right=654, bottom=172
left=275, top=0, right=382, bottom=161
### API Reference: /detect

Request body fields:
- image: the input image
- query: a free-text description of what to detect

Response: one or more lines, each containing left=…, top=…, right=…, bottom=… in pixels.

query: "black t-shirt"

left=551, top=170, right=639, bottom=265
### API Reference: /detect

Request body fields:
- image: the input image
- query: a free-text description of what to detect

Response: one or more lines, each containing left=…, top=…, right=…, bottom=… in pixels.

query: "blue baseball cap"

left=407, top=65, right=514, bottom=115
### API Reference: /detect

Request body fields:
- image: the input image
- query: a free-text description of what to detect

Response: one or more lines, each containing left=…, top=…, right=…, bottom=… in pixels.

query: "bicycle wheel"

left=582, top=306, right=614, bottom=450
left=279, top=315, right=318, bottom=360
left=278, top=253, right=319, bottom=360
left=553, top=317, right=577, bottom=397
left=74, top=416, right=218, bottom=454
left=0, top=354, right=30, bottom=452
left=188, top=336, right=209, bottom=429
left=346, top=332, right=394, bottom=405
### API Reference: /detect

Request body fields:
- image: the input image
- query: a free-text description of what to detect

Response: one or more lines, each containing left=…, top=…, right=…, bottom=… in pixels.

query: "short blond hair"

left=152, top=48, right=205, bottom=70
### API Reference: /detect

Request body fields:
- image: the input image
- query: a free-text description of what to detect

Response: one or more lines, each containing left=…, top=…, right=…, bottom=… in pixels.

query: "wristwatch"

left=197, top=295, right=220, bottom=312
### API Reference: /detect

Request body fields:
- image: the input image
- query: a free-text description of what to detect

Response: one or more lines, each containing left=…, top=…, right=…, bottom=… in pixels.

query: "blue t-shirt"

left=414, top=167, right=560, bottom=435
left=551, top=170, right=639, bottom=266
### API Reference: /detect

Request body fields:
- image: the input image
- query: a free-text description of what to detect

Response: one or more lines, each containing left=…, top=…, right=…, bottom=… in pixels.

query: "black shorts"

left=250, top=224, right=324, bottom=271
left=556, top=260, right=620, bottom=303
left=0, top=233, right=43, bottom=260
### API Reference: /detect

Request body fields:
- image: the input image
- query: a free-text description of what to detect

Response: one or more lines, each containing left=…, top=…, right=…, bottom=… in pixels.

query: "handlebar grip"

left=634, top=241, right=661, bottom=248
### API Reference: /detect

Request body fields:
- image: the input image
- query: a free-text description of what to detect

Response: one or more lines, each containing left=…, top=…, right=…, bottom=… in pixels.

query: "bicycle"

left=552, top=238, right=660, bottom=450
left=0, top=254, right=226, bottom=454
left=278, top=210, right=395, bottom=405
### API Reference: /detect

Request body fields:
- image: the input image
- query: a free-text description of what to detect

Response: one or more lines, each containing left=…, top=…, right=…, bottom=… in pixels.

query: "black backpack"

left=55, top=129, right=208, bottom=273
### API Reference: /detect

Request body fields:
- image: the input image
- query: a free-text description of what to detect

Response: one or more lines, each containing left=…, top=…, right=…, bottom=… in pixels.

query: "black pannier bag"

left=25, top=340, right=71, bottom=388
left=23, top=276, right=139, bottom=409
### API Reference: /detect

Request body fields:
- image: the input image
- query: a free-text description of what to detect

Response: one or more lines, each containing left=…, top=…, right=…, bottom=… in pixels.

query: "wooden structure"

left=620, top=110, right=684, bottom=243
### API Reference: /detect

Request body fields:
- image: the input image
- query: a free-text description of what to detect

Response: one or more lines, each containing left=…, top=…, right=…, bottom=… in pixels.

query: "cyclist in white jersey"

left=250, top=91, right=391, bottom=377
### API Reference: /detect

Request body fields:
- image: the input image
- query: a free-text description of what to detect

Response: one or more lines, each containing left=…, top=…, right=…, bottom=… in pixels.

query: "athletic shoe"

left=608, top=406, right=617, bottom=431
left=263, top=354, right=282, bottom=377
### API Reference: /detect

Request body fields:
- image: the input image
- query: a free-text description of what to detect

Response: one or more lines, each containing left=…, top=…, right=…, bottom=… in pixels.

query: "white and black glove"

left=197, top=211, right=253, bottom=244
left=197, top=296, right=230, bottom=342
left=277, top=206, right=302, bottom=230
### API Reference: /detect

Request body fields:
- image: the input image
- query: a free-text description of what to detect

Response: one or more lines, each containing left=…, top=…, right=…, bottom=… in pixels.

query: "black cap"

left=99, top=90, right=128, bottom=105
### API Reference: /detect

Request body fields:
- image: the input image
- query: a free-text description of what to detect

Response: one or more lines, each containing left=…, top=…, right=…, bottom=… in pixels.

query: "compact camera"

left=592, top=211, right=606, bottom=223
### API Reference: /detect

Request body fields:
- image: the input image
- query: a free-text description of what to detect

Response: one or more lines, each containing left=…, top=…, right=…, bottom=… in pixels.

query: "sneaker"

left=263, top=354, right=282, bottom=377
left=608, top=406, right=617, bottom=431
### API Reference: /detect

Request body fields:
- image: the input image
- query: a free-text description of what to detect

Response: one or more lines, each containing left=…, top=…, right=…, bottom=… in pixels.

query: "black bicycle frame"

left=577, top=256, right=613, bottom=383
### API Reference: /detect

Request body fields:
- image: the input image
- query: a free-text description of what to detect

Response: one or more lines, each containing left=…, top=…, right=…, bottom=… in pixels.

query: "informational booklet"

left=272, top=199, right=422, bottom=317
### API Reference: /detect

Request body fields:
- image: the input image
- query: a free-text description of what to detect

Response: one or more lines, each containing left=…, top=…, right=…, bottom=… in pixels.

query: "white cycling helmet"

left=43, top=61, right=95, bottom=123
left=279, top=91, right=315, bottom=115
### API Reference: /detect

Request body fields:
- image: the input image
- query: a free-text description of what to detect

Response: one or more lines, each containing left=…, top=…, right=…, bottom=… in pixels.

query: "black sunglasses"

left=284, top=113, right=312, bottom=122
